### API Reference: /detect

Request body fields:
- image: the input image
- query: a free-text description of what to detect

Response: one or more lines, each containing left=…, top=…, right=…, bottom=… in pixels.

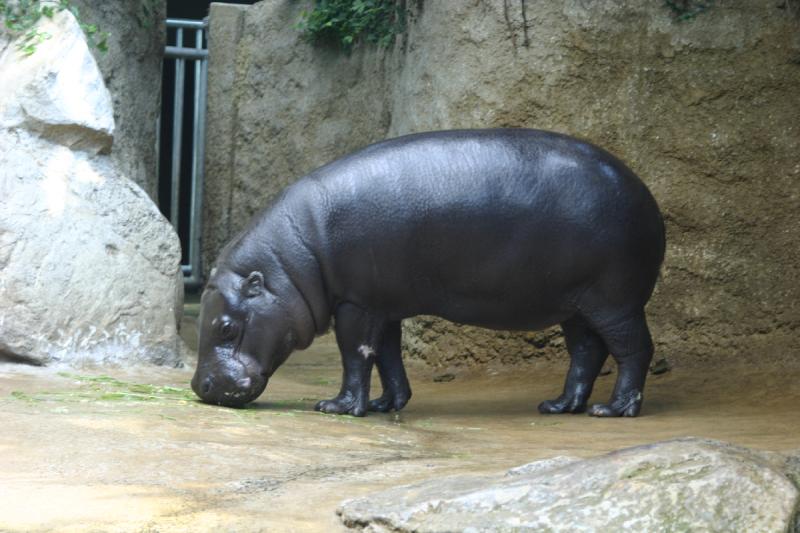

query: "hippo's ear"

left=242, top=271, right=265, bottom=298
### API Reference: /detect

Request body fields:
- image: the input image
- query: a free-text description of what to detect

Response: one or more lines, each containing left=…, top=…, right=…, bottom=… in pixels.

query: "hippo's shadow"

left=243, top=398, right=317, bottom=412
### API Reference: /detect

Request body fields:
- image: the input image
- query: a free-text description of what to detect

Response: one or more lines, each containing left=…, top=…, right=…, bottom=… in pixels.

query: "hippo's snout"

left=191, top=369, right=267, bottom=408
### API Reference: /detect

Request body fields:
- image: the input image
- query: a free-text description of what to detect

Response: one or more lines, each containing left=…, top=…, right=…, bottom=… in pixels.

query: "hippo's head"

left=191, top=268, right=295, bottom=407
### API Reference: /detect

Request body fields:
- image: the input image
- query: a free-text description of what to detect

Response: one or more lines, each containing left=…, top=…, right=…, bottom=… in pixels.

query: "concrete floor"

left=1, top=327, right=798, bottom=531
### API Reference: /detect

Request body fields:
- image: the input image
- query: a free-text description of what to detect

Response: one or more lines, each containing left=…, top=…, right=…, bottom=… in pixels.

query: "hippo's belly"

left=333, top=209, right=598, bottom=330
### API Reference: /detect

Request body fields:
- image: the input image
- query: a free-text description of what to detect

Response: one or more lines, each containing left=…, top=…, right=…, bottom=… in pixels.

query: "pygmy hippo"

left=192, top=129, right=665, bottom=417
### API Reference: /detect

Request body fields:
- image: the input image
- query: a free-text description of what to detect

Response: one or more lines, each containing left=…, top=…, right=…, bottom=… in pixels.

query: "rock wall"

left=204, top=0, right=800, bottom=368
left=73, top=0, right=166, bottom=200
left=202, top=3, right=390, bottom=269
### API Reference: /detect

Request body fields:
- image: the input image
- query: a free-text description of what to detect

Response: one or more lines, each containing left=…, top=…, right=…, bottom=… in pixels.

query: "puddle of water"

left=0, top=334, right=798, bottom=531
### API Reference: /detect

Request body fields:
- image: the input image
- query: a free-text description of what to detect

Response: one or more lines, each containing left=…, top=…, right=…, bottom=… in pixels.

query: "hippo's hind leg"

left=586, top=309, right=654, bottom=417
left=369, top=321, right=412, bottom=413
left=315, top=302, right=382, bottom=417
left=539, top=316, right=609, bottom=414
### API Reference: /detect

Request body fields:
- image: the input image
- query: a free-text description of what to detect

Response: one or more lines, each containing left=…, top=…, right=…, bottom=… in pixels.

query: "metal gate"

left=160, top=18, right=208, bottom=289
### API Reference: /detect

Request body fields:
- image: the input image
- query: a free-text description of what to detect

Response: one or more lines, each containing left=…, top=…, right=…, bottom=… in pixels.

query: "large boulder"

left=0, top=12, right=183, bottom=366
left=338, top=438, right=800, bottom=532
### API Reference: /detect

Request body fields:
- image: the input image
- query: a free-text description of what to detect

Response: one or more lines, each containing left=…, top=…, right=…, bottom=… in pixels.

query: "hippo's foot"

left=368, top=388, right=412, bottom=413
left=588, top=389, right=643, bottom=417
left=315, top=392, right=368, bottom=417
left=537, top=393, right=588, bottom=415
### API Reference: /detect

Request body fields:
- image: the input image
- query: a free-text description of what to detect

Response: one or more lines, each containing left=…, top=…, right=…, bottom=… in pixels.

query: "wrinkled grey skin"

left=192, top=129, right=665, bottom=417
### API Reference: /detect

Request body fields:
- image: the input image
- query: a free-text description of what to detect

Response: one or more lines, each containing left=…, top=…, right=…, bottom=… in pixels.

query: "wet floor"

left=1, top=334, right=798, bottom=532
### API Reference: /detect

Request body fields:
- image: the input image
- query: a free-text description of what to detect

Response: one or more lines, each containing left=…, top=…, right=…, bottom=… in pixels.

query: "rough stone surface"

left=202, top=3, right=249, bottom=268
left=402, top=316, right=566, bottom=371
left=338, top=438, right=800, bottom=532
left=0, top=15, right=114, bottom=153
left=504, top=456, right=580, bottom=477
left=0, top=12, right=183, bottom=366
left=204, top=0, right=800, bottom=368
left=202, top=1, right=390, bottom=273
left=73, top=0, right=166, bottom=200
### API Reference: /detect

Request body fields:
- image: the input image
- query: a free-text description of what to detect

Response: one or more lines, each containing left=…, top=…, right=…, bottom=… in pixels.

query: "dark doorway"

left=166, top=0, right=259, bottom=20
left=158, top=0, right=259, bottom=283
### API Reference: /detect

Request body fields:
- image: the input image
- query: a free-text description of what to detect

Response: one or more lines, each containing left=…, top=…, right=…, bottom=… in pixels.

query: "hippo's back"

left=296, top=129, right=664, bottom=329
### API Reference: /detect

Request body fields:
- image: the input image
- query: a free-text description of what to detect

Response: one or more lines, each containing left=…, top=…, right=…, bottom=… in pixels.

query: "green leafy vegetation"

left=11, top=372, right=200, bottom=403
left=6, top=373, right=316, bottom=423
left=296, top=0, right=407, bottom=51
left=664, top=0, right=714, bottom=21
left=136, top=0, right=161, bottom=29
left=1, top=0, right=108, bottom=54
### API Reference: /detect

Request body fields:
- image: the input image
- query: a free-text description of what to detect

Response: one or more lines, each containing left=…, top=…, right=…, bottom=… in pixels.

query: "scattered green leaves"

left=8, top=372, right=199, bottom=405
left=0, top=0, right=109, bottom=54
left=57, top=372, right=199, bottom=401
left=11, top=390, right=37, bottom=403
left=7, top=373, right=315, bottom=426
left=664, top=0, right=715, bottom=21
left=530, top=420, right=562, bottom=427
left=296, top=0, right=407, bottom=51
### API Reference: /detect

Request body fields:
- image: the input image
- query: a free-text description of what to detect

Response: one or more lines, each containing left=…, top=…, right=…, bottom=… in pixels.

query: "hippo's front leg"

left=369, top=320, right=412, bottom=412
left=315, top=303, right=382, bottom=417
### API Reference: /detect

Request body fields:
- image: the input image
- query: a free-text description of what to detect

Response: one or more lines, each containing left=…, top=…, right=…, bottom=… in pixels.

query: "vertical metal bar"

left=161, top=19, right=209, bottom=287
left=188, top=25, right=207, bottom=284
left=170, top=28, right=185, bottom=232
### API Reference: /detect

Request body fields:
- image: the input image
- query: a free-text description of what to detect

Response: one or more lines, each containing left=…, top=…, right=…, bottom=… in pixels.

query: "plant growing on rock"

left=664, top=0, right=714, bottom=21
left=296, top=0, right=407, bottom=50
left=1, top=0, right=107, bottom=54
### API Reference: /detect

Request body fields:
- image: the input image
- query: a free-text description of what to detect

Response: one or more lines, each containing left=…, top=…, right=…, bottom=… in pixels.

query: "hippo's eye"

left=219, top=320, right=238, bottom=341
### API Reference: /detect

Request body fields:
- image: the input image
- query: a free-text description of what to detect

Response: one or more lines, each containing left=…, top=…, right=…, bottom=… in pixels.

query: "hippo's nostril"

left=236, top=377, right=252, bottom=390
left=201, top=377, right=213, bottom=395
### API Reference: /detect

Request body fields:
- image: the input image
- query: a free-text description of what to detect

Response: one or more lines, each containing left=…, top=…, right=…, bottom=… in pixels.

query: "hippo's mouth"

left=191, top=372, right=268, bottom=408
left=218, top=387, right=263, bottom=407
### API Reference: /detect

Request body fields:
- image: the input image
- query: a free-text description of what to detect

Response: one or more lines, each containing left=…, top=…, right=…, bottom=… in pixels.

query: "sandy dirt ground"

left=1, top=332, right=798, bottom=532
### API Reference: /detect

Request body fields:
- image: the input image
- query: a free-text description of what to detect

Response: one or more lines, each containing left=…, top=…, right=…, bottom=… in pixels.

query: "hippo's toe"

left=368, top=389, right=411, bottom=413
left=588, top=390, right=643, bottom=417
left=538, top=394, right=589, bottom=415
left=315, top=393, right=368, bottom=417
